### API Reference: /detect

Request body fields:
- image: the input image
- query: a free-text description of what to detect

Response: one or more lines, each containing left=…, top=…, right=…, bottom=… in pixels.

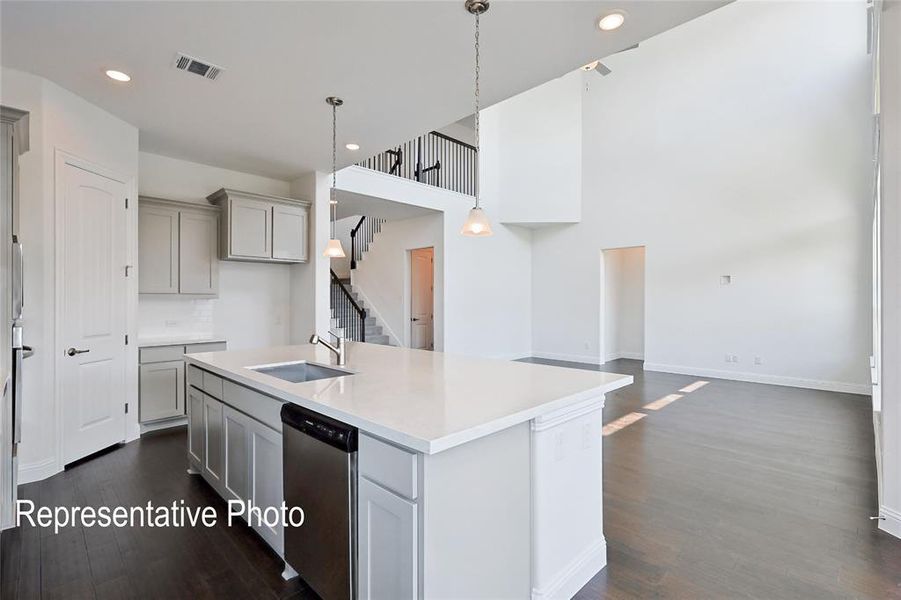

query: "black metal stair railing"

left=356, top=130, right=477, bottom=196
left=330, top=269, right=366, bottom=342
left=350, top=216, right=386, bottom=270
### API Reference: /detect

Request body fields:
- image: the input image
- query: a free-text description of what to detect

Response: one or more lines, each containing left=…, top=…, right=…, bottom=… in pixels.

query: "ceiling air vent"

left=172, top=52, right=223, bottom=81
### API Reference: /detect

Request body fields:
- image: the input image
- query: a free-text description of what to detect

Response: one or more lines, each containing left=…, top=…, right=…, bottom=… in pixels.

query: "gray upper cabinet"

left=138, top=204, right=179, bottom=294
left=208, top=188, right=310, bottom=264
left=139, top=197, right=219, bottom=296
left=179, top=211, right=219, bottom=294
left=272, top=202, right=308, bottom=261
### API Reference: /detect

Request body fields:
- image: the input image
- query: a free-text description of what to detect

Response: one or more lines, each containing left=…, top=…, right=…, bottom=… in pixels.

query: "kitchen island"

left=185, top=342, right=631, bottom=599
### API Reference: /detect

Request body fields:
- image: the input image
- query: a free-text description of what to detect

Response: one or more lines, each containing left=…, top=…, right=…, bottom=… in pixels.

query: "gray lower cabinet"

left=139, top=360, right=184, bottom=422
left=248, top=417, right=284, bottom=554
left=139, top=197, right=219, bottom=295
left=222, top=405, right=250, bottom=503
left=187, top=387, right=204, bottom=470
left=203, top=393, right=224, bottom=491
left=139, top=341, right=227, bottom=424
left=187, top=365, right=284, bottom=556
left=358, top=477, right=418, bottom=600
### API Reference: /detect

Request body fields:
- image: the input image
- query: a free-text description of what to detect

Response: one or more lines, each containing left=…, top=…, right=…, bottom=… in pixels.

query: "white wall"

left=531, top=1, right=872, bottom=393
left=1, top=67, right=140, bottom=483
left=338, top=161, right=533, bottom=360
left=137, top=152, right=294, bottom=350
left=602, top=247, right=645, bottom=361
left=878, top=0, right=901, bottom=539
left=436, top=120, right=476, bottom=148
left=351, top=213, right=444, bottom=348
left=289, top=171, right=331, bottom=344
left=496, top=71, right=582, bottom=226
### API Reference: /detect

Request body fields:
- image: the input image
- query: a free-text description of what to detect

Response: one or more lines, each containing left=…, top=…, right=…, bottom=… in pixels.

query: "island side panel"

left=420, top=421, right=531, bottom=599
left=531, top=396, right=606, bottom=599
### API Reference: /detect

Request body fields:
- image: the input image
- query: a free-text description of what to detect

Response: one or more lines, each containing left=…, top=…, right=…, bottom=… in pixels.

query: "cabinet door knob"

left=66, top=347, right=90, bottom=357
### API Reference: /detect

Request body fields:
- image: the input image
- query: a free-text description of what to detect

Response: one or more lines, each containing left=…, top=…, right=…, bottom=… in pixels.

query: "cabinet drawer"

left=222, top=381, right=283, bottom=432
left=186, top=341, right=226, bottom=354
left=187, top=364, right=204, bottom=390
left=202, top=371, right=224, bottom=399
left=139, top=345, right=185, bottom=364
left=359, top=434, right=418, bottom=500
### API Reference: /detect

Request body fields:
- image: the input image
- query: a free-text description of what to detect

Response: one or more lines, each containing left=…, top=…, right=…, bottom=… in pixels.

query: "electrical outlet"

left=725, top=354, right=732, bottom=363
left=754, top=356, right=762, bottom=365
left=165, top=320, right=178, bottom=328
left=584, top=342, right=590, bottom=350
left=732, top=355, right=739, bottom=363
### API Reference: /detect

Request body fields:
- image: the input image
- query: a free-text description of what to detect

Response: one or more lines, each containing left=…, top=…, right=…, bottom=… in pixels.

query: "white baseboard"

left=879, top=505, right=901, bottom=539
left=643, top=362, right=872, bottom=396
left=18, top=457, right=60, bottom=485
left=532, top=538, right=607, bottom=600
left=531, top=351, right=603, bottom=365
left=140, top=416, right=187, bottom=435
left=604, top=351, right=644, bottom=362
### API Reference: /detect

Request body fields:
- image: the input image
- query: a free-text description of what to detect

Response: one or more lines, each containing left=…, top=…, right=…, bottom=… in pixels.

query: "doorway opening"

left=409, top=247, right=434, bottom=350
left=601, top=246, right=646, bottom=363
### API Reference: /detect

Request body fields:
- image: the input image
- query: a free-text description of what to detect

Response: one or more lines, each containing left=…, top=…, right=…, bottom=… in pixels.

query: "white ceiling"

left=1, top=1, right=727, bottom=181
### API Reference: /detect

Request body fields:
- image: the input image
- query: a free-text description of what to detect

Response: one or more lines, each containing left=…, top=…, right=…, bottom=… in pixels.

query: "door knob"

left=66, top=347, right=90, bottom=357
left=411, top=317, right=420, bottom=322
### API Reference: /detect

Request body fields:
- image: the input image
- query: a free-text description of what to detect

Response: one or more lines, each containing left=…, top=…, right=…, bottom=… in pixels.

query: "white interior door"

left=410, top=247, right=434, bottom=350
left=60, top=160, right=127, bottom=465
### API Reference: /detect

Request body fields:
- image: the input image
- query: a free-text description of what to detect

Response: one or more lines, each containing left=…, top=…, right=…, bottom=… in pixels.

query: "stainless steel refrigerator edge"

left=2, top=106, right=31, bottom=531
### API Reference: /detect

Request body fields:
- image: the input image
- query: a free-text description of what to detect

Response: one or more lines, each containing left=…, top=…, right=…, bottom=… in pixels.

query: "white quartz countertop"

left=138, top=335, right=227, bottom=348
left=185, top=343, right=632, bottom=454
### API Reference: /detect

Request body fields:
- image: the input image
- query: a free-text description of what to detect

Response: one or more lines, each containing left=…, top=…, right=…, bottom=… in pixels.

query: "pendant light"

left=323, top=96, right=347, bottom=258
left=460, top=0, right=493, bottom=237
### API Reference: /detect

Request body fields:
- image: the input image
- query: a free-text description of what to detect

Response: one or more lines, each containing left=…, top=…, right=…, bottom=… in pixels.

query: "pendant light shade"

left=323, top=238, right=346, bottom=258
left=461, top=207, right=493, bottom=237
left=461, top=0, right=493, bottom=238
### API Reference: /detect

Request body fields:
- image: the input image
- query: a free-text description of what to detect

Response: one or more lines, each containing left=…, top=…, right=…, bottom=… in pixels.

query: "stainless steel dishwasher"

left=282, top=403, right=358, bottom=600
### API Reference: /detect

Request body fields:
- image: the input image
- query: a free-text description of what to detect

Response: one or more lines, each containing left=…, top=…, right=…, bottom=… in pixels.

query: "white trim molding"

left=18, top=457, right=60, bottom=486
left=605, top=351, right=644, bottom=362
left=879, top=505, right=901, bottom=539
left=531, top=351, right=603, bottom=366
left=531, top=538, right=607, bottom=600
left=643, top=362, right=872, bottom=396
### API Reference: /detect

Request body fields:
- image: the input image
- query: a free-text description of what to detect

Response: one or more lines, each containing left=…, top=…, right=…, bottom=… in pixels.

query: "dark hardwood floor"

left=2, top=358, right=899, bottom=599
left=523, top=358, right=900, bottom=599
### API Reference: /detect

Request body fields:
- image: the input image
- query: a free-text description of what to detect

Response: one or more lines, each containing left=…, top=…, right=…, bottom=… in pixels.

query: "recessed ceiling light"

left=345, top=143, right=360, bottom=151
left=598, top=11, right=626, bottom=31
left=105, top=70, right=131, bottom=82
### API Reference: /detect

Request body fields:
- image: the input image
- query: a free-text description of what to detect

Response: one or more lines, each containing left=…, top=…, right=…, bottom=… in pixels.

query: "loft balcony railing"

left=356, top=130, right=476, bottom=197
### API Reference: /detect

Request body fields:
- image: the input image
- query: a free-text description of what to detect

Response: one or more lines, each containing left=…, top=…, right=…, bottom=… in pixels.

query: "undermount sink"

left=249, top=361, right=353, bottom=383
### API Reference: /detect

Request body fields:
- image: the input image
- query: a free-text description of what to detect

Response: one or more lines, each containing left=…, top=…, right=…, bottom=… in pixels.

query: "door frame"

left=53, top=149, right=137, bottom=472
left=599, top=245, right=647, bottom=365
left=407, top=246, right=434, bottom=350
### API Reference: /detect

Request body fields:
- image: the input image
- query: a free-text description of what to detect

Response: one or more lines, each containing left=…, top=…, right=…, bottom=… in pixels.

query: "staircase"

left=330, top=216, right=396, bottom=346
left=335, top=279, right=392, bottom=345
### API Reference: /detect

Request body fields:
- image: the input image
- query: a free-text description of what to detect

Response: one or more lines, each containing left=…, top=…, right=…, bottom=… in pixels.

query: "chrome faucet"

left=309, top=331, right=347, bottom=366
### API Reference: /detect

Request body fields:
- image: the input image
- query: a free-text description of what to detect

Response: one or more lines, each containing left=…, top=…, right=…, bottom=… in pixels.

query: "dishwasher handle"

left=281, top=403, right=358, bottom=453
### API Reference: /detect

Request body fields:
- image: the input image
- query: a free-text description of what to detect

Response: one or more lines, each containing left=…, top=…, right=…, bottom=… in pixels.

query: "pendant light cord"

left=474, top=10, right=481, bottom=208
left=331, top=100, right=337, bottom=238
